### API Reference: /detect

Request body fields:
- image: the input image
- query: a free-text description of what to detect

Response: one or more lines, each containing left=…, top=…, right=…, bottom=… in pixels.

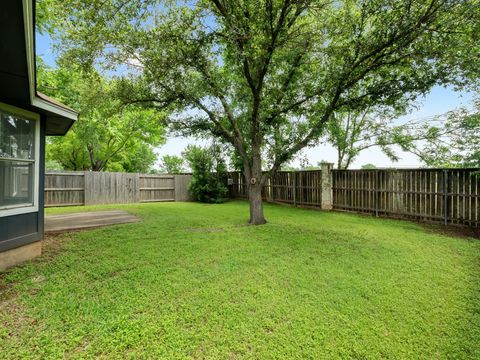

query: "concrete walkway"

left=45, top=210, right=140, bottom=233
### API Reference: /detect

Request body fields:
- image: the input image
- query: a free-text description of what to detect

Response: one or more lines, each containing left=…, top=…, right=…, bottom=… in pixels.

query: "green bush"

left=184, top=145, right=228, bottom=203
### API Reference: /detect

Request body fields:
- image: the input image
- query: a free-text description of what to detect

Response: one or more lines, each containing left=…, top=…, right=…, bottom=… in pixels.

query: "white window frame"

left=0, top=102, right=40, bottom=217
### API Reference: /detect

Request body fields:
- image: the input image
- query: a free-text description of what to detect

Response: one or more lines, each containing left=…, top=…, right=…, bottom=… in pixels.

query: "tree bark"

left=248, top=180, right=266, bottom=225
left=246, top=155, right=267, bottom=225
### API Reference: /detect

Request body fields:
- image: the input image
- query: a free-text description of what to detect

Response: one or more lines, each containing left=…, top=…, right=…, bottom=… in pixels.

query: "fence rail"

left=332, top=168, right=480, bottom=227
left=44, top=171, right=85, bottom=207
left=229, top=164, right=332, bottom=209
left=44, top=171, right=192, bottom=207
left=47, top=168, right=480, bottom=227
left=229, top=167, right=480, bottom=228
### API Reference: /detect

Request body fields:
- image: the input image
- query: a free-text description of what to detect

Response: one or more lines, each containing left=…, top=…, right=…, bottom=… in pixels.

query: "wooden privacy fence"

left=44, top=171, right=192, bottom=207
left=46, top=168, right=480, bottom=227
left=332, top=168, right=480, bottom=227
left=229, top=166, right=480, bottom=227
left=228, top=163, right=333, bottom=209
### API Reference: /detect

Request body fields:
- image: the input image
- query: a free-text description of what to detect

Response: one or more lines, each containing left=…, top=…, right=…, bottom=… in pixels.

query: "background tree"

left=159, top=155, right=185, bottom=174
left=49, top=0, right=479, bottom=224
left=111, top=142, right=159, bottom=173
left=38, top=62, right=167, bottom=172
left=45, top=159, right=63, bottom=171
left=326, top=108, right=441, bottom=169
left=413, top=99, right=480, bottom=168
left=36, top=0, right=55, bottom=35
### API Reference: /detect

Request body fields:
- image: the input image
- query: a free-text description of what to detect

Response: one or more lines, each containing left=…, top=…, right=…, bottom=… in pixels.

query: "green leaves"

left=184, top=144, right=228, bottom=203
left=416, top=100, right=480, bottom=168
left=159, top=155, right=185, bottom=174
left=46, top=0, right=479, bottom=176
left=325, top=105, right=450, bottom=169
left=38, top=62, right=167, bottom=172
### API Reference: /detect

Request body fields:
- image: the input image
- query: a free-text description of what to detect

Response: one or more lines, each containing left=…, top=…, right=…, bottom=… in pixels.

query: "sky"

left=37, top=32, right=477, bottom=170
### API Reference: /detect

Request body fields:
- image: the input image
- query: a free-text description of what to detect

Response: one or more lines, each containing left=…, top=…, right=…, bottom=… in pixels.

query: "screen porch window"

left=0, top=109, right=37, bottom=210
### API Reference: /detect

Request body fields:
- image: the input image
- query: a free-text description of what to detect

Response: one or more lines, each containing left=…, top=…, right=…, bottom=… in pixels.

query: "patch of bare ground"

left=40, top=232, right=76, bottom=260
left=182, top=227, right=226, bottom=233
left=0, top=275, right=33, bottom=341
left=0, top=233, right=73, bottom=317
left=180, top=224, right=250, bottom=233
left=332, top=208, right=480, bottom=240
left=422, top=223, right=480, bottom=240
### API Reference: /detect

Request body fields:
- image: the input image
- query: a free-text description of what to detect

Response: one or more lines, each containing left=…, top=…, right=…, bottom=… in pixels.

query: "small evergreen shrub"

left=184, top=145, right=228, bottom=203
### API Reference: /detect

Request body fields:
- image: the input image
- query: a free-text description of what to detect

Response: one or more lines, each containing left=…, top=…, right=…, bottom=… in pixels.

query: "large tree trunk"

left=248, top=180, right=266, bottom=225
left=246, top=155, right=266, bottom=225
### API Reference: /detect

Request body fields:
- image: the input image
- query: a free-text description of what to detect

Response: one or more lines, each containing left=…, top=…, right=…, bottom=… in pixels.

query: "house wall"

left=0, top=0, right=30, bottom=108
left=0, top=115, right=45, bottom=269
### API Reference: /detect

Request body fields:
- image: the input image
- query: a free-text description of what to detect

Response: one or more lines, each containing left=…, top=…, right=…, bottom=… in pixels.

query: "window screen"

left=0, top=112, right=36, bottom=208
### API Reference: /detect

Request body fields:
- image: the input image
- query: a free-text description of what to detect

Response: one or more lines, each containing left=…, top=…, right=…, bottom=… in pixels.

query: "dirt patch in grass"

left=0, top=275, right=32, bottom=340
left=41, top=232, right=74, bottom=256
left=181, top=224, right=250, bottom=233
left=0, top=275, right=17, bottom=304
left=182, top=227, right=226, bottom=233
left=0, top=233, right=75, bottom=342
left=0, top=298, right=35, bottom=341
left=333, top=208, right=480, bottom=240
left=0, top=233, right=72, bottom=303
left=422, top=224, right=480, bottom=240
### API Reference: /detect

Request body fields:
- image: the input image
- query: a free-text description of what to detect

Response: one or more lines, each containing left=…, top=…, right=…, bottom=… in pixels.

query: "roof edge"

left=34, top=92, right=78, bottom=120
left=23, top=0, right=79, bottom=123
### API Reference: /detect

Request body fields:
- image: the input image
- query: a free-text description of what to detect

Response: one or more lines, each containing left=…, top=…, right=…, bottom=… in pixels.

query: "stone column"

left=320, top=162, right=334, bottom=210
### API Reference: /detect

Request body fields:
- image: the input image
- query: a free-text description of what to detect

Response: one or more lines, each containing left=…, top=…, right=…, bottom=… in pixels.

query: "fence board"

left=44, top=172, right=85, bottom=207
left=229, top=168, right=480, bottom=228
left=332, top=168, right=480, bottom=227
left=139, top=175, right=175, bottom=202
left=175, top=175, right=193, bottom=201
left=229, top=170, right=325, bottom=208
left=44, top=171, right=191, bottom=207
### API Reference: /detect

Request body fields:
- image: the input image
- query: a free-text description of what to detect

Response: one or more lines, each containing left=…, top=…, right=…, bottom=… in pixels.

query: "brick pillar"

left=320, top=162, right=334, bottom=210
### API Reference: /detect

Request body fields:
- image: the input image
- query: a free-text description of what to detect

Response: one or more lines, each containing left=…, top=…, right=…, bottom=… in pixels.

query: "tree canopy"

left=45, top=0, right=480, bottom=223
left=159, top=155, right=185, bottom=174
left=326, top=107, right=442, bottom=169
left=413, top=99, right=480, bottom=168
left=38, top=61, right=167, bottom=172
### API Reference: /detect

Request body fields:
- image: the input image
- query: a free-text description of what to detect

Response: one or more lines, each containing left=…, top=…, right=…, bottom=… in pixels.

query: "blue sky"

left=37, top=33, right=477, bottom=169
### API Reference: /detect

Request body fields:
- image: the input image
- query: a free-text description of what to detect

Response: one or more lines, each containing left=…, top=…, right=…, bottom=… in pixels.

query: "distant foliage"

left=326, top=107, right=441, bottom=169
left=414, top=99, right=480, bottom=168
left=45, top=160, right=63, bottom=171
left=38, top=60, right=166, bottom=173
left=184, top=145, right=228, bottom=203
left=159, top=155, right=185, bottom=174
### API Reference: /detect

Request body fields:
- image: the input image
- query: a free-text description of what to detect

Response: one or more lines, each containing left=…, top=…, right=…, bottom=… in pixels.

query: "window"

left=0, top=104, right=39, bottom=216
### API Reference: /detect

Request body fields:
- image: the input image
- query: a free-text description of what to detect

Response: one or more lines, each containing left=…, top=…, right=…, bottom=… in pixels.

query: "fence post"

left=375, top=170, right=379, bottom=217
left=292, top=172, right=297, bottom=206
left=443, top=170, right=448, bottom=226
left=271, top=174, right=275, bottom=202
left=83, top=171, right=92, bottom=205
left=320, top=162, right=333, bottom=210
left=174, top=174, right=193, bottom=201
left=135, top=173, right=140, bottom=203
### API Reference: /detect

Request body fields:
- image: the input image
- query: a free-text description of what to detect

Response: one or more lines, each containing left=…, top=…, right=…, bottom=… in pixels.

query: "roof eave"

left=23, top=0, right=78, bottom=135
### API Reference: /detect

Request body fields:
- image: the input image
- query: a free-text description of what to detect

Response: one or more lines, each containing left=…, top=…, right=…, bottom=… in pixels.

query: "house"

left=0, top=0, right=78, bottom=270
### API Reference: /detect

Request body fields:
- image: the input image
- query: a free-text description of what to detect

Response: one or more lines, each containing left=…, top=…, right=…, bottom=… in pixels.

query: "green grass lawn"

left=1, top=201, right=480, bottom=359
